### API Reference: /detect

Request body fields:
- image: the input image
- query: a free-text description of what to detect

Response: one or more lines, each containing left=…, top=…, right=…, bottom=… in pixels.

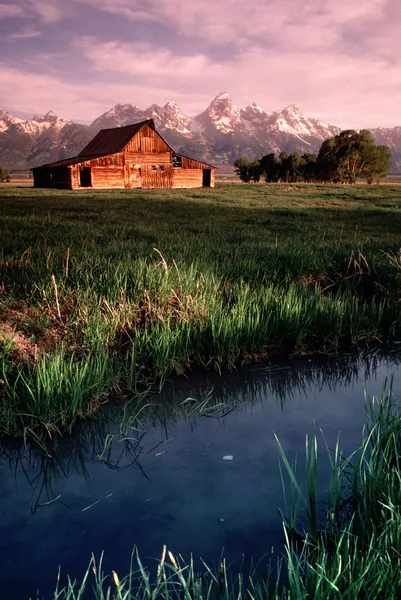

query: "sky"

left=0, top=0, right=400, bottom=128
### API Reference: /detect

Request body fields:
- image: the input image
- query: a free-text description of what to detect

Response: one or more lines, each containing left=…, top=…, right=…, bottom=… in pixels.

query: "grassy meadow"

left=1, top=182, right=401, bottom=438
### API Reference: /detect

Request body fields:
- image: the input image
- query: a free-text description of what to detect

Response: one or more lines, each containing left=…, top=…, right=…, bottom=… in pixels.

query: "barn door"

left=142, top=165, right=173, bottom=188
left=124, top=165, right=141, bottom=188
left=80, top=167, right=92, bottom=187
left=202, top=169, right=211, bottom=187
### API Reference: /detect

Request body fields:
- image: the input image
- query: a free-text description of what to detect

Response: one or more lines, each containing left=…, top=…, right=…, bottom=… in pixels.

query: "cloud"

left=26, top=1, right=63, bottom=23
left=6, top=28, right=41, bottom=39
left=0, top=4, right=24, bottom=18
left=74, top=37, right=225, bottom=83
left=70, top=33, right=401, bottom=128
left=76, top=0, right=388, bottom=48
left=0, top=1, right=64, bottom=23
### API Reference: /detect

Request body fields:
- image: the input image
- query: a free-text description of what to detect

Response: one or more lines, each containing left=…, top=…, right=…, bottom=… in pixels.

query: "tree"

left=317, top=130, right=391, bottom=184
left=364, top=145, right=392, bottom=184
left=234, top=157, right=260, bottom=182
left=301, top=153, right=318, bottom=182
left=260, top=153, right=279, bottom=182
left=278, top=152, right=291, bottom=182
left=288, top=152, right=307, bottom=182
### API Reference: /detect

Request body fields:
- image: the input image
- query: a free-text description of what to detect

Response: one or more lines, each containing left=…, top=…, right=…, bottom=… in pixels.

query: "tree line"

left=234, top=130, right=392, bottom=184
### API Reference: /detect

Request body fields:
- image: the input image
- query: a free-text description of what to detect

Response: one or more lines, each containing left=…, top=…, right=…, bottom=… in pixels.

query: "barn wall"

left=71, top=165, right=79, bottom=189
left=181, top=157, right=211, bottom=170
left=173, top=169, right=204, bottom=188
left=71, top=156, right=125, bottom=189
left=91, top=167, right=125, bottom=188
left=124, top=126, right=171, bottom=154
left=125, top=152, right=171, bottom=165
left=91, top=153, right=124, bottom=167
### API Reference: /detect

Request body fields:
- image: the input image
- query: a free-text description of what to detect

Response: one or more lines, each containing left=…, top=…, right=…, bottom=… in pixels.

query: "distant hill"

left=1, top=93, right=400, bottom=171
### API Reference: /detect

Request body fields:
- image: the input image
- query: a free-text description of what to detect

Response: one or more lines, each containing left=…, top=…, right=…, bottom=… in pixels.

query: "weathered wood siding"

left=124, top=165, right=141, bottom=188
left=181, top=157, right=210, bottom=170
left=71, top=154, right=125, bottom=189
left=173, top=169, right=204, bottom=188
left=142, top=165, right=174, bottom=189
left=124, top=126, right=172, bottom=166
left=91, top=167, right=125, bottom=188
left=71, top=165, right=79, bottom=190
left=124, top=125, right=170, bottom=153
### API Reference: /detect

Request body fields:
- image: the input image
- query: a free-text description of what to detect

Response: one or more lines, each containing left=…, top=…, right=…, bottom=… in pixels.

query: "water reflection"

left=1, top=351, right=400, bottom=511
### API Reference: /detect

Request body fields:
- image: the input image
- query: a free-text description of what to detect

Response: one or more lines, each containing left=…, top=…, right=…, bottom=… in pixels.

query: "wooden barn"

left=32, top=119, right=215, bottom=190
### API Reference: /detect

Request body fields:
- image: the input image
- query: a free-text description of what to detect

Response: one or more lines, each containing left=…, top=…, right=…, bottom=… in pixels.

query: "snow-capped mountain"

left=90, top=93, right=341, bottom=165
left=0, top=93, right=400, bottom=170
left=0, top=109, right=95, bottom=168
left=92, top=101, right=192, bottom=135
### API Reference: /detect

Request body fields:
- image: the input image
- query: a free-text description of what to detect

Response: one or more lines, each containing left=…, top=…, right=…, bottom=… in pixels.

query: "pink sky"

left=0, top=0, right=400, bottom=127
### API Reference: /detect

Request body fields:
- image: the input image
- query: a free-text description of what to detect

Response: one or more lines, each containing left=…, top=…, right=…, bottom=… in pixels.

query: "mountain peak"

left=164, top=101, right=180, bottom=109
left=283, top=104, right=302, bottom=114
left=32, top=110, right=58, bottom=122
left=209, top=92, right=233, bottom=107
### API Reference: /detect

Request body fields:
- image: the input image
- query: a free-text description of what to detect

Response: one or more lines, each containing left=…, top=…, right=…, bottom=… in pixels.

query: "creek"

left=1, top=352, right=401, bottom=599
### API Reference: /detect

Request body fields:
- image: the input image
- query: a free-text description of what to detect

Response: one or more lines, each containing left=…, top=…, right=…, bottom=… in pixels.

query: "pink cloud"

left=76, top=0, right=388, bottom=46
left=0, top=4, right=24, bottom=18
left=27, top=1, right=63, bottom=23
left=6, top=28, right=41, bottom=39
left=71, top=33, right=401, bottom=127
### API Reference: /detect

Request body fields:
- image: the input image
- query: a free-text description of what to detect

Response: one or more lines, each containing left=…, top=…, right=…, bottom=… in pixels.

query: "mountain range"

left=1, top=93, right=401, bottom=171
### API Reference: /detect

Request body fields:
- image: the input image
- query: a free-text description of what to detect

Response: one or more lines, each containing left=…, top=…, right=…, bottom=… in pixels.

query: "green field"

left=1, top=182, right=401, bottom=438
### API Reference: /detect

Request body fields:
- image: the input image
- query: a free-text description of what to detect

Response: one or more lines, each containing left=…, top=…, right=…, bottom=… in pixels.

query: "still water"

left=1, top=353, right=401, bottom=599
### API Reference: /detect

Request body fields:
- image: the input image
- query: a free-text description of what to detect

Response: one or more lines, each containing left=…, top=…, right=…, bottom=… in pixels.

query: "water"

left=1, top=353, right=401, bottom=599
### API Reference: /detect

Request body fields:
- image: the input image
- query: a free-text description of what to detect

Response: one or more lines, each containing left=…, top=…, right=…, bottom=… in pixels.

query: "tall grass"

left=1, top=350, right=117, bottom=437
left=46, top=386, right=401, bottom=600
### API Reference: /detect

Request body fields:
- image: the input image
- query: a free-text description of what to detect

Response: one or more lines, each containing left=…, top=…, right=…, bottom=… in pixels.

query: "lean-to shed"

left=32, top=119, right=215, bottom=190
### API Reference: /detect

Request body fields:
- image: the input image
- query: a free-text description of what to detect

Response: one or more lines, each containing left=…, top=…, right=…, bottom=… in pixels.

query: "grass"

left=1, top=182, right=401, bottom=439
left=44, top=385, right=401, bottom=599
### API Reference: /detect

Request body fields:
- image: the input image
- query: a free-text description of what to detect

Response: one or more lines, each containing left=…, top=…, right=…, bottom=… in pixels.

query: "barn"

left=32, top=119, right=215, bottom=190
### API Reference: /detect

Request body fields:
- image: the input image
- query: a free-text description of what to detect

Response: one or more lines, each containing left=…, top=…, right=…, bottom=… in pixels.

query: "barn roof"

left=78, top=119, right=163, bottom=157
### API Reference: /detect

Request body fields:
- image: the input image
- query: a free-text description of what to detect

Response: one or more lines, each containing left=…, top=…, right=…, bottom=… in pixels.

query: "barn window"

left=151, top=165, right=165, bottom=171
left=110, top=156, right=116, bottom=166
left=172, top=154, right=182, bottom=168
